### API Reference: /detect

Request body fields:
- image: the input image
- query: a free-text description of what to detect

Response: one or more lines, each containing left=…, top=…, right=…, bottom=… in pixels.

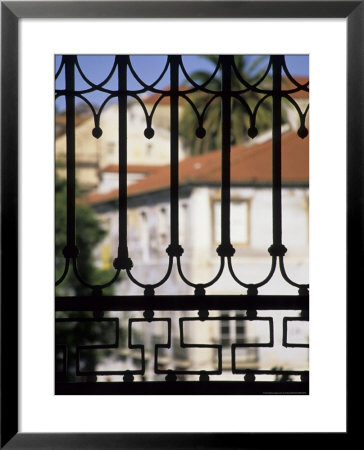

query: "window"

left=220, top=311, right=246, bottom=346
left=158, top=206, right=169, bottom=245
left=106, top=141, right=116, bottom=155
left=139, top=210, right=149, bottom=261
left=179, top=202, right=188, bottom=246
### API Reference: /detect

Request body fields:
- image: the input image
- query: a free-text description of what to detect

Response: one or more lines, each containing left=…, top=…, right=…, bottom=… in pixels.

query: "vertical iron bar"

left=219, top=56, right=232, bottom=253
left=64, top=55, right=76, bottom=255
left=114, top=55, right=132, bottom=270
left=169, top=56, right=180, bottom=248
left=271, top=56, right=283, bottom=247
left=118, top=56, right=128, bottom=257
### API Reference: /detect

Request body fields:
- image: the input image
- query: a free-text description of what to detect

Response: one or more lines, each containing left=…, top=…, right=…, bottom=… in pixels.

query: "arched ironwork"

left=55, top=54, right=309, bottom=394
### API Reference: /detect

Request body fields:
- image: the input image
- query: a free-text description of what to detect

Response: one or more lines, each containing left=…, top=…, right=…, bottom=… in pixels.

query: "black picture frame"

left=1, top=1, right=356, bottom=448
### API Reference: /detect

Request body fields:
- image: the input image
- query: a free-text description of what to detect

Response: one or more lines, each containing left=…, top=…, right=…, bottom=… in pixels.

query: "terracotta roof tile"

left=143, top=91, right=172, bottom=105
left=99, top=164, right=164, bottom=174
left=86, top=130, right=308, bottom=205
left=282, top=76, right=309, bottom=99
left=86, top=188, right=119, bottom=205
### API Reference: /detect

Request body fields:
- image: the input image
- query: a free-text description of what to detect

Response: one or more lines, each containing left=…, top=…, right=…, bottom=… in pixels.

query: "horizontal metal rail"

left=56, top=295, right=309, bottom=311
left=55, top=54, right=309, bottom=393
left=55, top=380, right=309, bottom=395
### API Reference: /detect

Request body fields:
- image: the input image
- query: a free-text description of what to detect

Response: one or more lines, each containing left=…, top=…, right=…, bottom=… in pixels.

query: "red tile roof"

left=86, top=188, right=119, bottom=205
left=143, top=91, right=172, bottom=105
left=99, top=164, right=164, bottom=174
left=282, top=76, right=309, bottom=99
left=86, top=130, right=308, bottom=205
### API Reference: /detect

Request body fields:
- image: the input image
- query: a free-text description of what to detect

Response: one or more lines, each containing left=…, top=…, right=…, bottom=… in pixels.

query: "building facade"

left=55, top=99, right=187, bottom=192
left=85, top=130, right=309, bottom=380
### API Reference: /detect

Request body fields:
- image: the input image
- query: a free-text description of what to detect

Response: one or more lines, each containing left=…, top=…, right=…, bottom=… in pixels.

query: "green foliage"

left=55, top=174, right=118, bottom=379
left=180, top=55, right=275, bottom=155
left=55, top=175, right=115, bottom=296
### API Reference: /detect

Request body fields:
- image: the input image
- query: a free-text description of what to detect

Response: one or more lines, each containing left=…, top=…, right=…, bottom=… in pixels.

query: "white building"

left=85, top=129, right=309, bottom=381
left=55, top=99, right=187, bottom=192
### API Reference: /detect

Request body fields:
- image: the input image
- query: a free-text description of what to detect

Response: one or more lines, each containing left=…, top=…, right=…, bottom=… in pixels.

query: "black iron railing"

left=55, top=55, right=309, bottom=394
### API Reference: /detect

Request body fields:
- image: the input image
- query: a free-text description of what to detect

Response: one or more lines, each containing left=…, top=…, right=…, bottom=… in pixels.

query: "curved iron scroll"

left=55, top=54, right=309, bottom=296
left=55, top=55, right=309, bottom=393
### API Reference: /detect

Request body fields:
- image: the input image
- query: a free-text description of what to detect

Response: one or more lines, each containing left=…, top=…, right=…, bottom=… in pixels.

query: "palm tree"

left=180, top=55, right=274, bottom=155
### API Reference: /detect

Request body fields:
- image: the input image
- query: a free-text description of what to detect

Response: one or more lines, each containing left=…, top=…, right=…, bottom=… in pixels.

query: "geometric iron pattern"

left=55, top=54, right=309, bottom=394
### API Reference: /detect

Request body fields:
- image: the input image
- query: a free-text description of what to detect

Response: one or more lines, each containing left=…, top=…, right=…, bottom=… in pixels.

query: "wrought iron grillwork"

left=55, top=55, right=309, bottom=394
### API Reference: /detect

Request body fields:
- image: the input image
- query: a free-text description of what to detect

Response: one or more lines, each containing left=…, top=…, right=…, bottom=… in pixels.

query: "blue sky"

left=55, top=54, right=308, bottom=111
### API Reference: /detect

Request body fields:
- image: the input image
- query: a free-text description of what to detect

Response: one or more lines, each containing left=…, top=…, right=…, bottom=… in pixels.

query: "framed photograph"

left=1, top=1, right=356, bottom=448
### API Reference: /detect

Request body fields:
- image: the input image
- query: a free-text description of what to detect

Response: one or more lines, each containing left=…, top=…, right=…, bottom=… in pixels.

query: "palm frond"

left=180, top=55, right=278, bottom=154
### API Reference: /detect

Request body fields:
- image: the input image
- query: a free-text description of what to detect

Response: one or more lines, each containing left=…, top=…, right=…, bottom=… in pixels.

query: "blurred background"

left=55, top=55, right=309, bottom=382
